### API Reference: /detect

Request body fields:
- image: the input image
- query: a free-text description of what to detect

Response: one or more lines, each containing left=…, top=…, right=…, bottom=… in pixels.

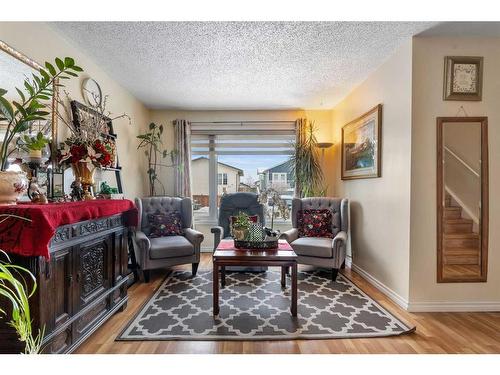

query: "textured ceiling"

left=50, top=22, right=436, bottom=110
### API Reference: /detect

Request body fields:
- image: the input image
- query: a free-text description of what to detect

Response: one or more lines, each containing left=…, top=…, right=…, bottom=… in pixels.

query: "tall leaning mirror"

left=0, top=40, right=58, bottom=168
left=437, top=117, right=488, bottom=282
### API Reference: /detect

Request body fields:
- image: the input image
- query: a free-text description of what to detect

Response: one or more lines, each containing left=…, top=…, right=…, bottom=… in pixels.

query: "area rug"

left=117, top=270, right=414, bottom=341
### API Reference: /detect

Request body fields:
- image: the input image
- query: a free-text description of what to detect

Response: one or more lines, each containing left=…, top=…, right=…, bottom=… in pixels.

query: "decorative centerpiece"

left=59, top=139, right=114, bottom=200
left=232, top=213, right=280, bottom=250
left=0, top=57, right=82, bottom=205
left=57, top=91, right=128, bottom=200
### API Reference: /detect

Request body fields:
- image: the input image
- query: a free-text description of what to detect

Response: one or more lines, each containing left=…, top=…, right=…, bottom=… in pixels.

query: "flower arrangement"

left=56, top=91, right=128, bottom=169
left=59, top=138, right=115, bottom=168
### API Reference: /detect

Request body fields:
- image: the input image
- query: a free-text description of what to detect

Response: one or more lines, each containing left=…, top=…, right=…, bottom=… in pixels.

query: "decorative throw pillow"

left=147, top=211, right=183, bottom=237
left=297, top=209, right=334, bottom=238
left=229, top=214, right=259, bottom=237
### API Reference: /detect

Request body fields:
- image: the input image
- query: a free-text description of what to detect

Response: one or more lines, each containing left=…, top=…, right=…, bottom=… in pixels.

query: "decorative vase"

left=28, top=149, right=42, bottom=159
left=71, top=162, right=96, bottom=200
left=0, top=171, right=28, bottom=205
left=233, top=228, right=248, bottom=241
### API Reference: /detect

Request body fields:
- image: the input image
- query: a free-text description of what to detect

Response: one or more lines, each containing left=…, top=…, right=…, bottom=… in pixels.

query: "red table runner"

left=216, top=239, right=293, bottom=251
left=0, top=199, right=138, bottom=259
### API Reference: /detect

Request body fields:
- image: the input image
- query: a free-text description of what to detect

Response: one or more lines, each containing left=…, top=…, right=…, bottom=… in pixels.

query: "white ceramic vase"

left=0, top=171, right=28, bottom=205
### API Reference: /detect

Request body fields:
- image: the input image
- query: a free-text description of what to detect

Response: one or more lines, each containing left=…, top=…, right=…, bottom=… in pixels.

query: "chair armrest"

left=211, top=226, right=224, bottom=251
left=332, top=231, right=347, bottom=248
left=184, top=228, right=204, bottom=246
left=134, top=230, right=151, bottom=251
left=280, top=228, right=299, bottom=243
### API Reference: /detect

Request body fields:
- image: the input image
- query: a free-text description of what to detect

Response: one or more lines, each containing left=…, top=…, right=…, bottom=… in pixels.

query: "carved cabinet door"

left=72, top=235, right=112, bottom=340
left=41, top=248, right=74, bottom=353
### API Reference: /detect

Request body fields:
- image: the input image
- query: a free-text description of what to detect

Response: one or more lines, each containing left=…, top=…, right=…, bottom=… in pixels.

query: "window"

left=191, top=121, right=296, bottom=225
left=217, top=173, right=228, bottom=185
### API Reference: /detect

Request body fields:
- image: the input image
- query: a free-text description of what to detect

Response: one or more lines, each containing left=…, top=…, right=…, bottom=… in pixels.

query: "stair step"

left=444, top=233, right=479, bottom=248
left=444, top=219, right=474, bottom=233
left=443, top=247, right=480, bottom=265
left=444, top=207, right=461, bottom=219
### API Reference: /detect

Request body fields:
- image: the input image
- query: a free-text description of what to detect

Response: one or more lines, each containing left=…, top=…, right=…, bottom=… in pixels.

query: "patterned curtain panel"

left=294, top=118, right=308, bottom=197
left=173, top=119, right=192, bottom=198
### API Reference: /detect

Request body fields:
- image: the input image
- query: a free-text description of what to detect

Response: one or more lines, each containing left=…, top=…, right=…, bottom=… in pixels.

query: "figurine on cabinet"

left=70, top=177, right=84, bottom=201
left=28, top=177, right=48, bottom=204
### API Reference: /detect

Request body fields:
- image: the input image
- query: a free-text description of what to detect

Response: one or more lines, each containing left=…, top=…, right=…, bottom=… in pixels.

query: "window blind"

left=190, top=121, right=295, bottom=156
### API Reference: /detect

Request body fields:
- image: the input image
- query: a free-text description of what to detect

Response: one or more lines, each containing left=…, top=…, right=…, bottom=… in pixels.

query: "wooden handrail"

left=444, top=146, right=480, bottom=178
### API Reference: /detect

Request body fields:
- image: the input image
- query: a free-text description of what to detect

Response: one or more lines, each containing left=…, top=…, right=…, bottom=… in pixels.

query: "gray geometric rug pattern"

left=118, top=269, right=414, bottom=341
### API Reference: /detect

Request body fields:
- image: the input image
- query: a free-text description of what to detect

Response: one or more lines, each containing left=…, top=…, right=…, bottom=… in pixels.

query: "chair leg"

left=341, top=260, right=346, bottom=269
left=331, top=268, right=339, bottom=282
left=192, top=262, right=199, bottom=276
left=143, top=270, right=150, bottom=283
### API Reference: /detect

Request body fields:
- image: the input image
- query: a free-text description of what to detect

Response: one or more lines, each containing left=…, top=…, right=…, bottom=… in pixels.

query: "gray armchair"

left=134, top=196, right=204, bottom=282
left=281, top=197, right=349, bottom=281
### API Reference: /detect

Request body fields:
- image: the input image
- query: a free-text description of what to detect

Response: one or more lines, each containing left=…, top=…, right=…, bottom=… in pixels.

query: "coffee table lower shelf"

left=212, top=240, right=298, bottom=317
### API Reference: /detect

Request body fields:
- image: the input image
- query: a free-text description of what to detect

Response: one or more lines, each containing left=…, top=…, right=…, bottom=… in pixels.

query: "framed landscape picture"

left=341, top=104, right=382, bottom=180
left=443, top=56, right=483, bottom=101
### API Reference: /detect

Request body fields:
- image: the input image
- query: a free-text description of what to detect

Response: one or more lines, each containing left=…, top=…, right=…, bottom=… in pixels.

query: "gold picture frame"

left=341, top=104, right=382, bottom=180
left=443, top=56, right=483, bottom=101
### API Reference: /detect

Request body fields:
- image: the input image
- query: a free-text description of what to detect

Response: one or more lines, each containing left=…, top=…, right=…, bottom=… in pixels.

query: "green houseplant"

left=232, top=212, right=252, bottom=240
left=0, top=57, right=82, bottom=204
left=289, top=121, right=325, bottom=197
left=137, top=123, right=177, bottom=196
left=0, top=214, right=43, bottom=353
left=21, top=131, right=50, bottom=159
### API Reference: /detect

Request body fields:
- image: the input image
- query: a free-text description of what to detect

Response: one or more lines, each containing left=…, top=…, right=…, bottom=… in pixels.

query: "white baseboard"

left=350, top=263, right=409, bottom=310
left=351, top=263, right=500, bottom=312
left=407, top=301, right=500, bottom=312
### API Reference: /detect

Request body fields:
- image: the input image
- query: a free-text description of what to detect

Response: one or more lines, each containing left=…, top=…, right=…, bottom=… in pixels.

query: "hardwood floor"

left=75, top=253, right=500, bottom=354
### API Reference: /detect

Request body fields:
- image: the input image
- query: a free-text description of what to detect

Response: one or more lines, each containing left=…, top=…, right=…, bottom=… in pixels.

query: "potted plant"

left=137, top=123, right=177, bottom=196
left=0, top=213, right=44, bottom=353
left=21, top=131, right=50, bottom=159
left=232, top=212, right=252, bottom=240
left=0, top=57, right=82, bottom=205
left=288, top=121, right=325, bottom=197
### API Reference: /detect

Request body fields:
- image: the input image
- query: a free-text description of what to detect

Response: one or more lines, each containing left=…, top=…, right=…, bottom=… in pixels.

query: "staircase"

left=443, top=194, right=480, bottom=265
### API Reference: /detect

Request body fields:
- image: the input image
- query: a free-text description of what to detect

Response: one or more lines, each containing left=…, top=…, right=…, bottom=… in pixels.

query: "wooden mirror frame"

left=436, top=116, right=488, bottom=283
left=0, top=40, right=59, bottom=167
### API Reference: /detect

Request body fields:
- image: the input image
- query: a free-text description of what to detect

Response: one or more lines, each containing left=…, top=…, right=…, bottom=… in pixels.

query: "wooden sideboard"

left=0, top=213, right=131, bottom=354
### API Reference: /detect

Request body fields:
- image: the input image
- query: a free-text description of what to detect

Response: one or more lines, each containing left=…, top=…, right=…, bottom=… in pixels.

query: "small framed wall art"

left=443, top=56, right=483, bottom=101
left=341, top=104, right=382, bottom=180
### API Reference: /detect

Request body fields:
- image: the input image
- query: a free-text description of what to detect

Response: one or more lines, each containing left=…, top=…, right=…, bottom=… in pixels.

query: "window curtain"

left=294, top=118, right=308, bottom=197
left=173, top=119, right=192, bottom=198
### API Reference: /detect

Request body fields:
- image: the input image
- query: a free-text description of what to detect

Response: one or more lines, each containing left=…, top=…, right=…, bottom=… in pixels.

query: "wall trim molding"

left=351, top=263, right=500, bottom=312
left=407, top=301, right=500, bottom=312
left=350, top=263, right=409, bottom=310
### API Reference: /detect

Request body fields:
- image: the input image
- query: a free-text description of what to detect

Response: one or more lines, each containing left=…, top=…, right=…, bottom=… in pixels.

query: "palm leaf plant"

left=0, top=57, right=83, bottom=170
left=289, top=121, right=325, bottom=197
left=137, top=123, right=177, bottom=196
left=0, top=214, right=44, bottom=354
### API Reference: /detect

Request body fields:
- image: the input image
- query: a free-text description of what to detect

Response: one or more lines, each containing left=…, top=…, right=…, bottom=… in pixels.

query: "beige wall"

left=149, top=109, right=333, bottom=196
left=0, top=22, right=150, bottom=199
left=409, top=37, right=500, bottom=307
left=330, top=40, right=414, bottom=302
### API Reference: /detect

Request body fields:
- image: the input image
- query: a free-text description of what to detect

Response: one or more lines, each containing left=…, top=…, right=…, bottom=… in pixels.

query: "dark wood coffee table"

left=213, top=239, right=298, bottom=317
